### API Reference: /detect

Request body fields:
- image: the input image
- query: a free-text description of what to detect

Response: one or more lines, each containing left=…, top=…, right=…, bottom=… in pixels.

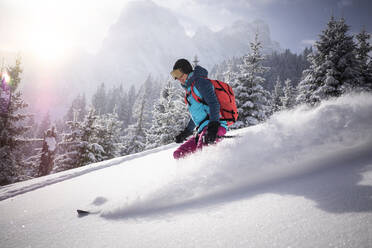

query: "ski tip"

left=77, top=209, right=90, bottom=216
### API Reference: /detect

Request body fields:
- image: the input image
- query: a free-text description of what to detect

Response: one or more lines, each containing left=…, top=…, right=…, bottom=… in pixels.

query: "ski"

left=77, top=209, right=90, bottom=215
left=76, top=209, right=101, bottom=217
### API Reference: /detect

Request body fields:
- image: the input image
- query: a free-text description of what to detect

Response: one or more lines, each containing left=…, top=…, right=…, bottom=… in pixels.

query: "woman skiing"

left=171, top=58, right=228, bottom=159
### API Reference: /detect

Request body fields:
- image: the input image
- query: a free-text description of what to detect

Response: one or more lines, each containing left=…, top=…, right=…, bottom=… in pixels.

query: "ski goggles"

left=170, top=69, right=184, bottom=80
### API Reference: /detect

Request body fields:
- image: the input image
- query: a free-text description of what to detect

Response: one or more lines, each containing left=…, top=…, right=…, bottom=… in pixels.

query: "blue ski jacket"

left=182, top=66, right=228, bottom=133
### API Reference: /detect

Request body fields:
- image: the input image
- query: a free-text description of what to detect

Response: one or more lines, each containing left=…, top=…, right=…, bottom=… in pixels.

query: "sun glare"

left=28, top=30, right=68, bottom=63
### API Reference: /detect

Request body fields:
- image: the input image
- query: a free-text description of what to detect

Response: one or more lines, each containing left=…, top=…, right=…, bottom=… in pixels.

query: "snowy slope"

left=1, top=93, right=372, bottom=248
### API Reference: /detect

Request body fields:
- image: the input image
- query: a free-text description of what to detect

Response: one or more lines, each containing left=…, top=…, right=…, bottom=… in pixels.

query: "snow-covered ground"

left=1, top=93, right=372, bottom=248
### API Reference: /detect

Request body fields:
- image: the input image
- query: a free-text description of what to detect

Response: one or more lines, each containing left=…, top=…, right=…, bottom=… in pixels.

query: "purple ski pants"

left=173, top=126, right=227, bottom=159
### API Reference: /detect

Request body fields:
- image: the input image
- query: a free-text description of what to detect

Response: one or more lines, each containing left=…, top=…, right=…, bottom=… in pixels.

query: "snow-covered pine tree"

left=122, top=98, right=147, bottom=155
left=296, top=65, right=317, bottom=105
left=222, top=58, right=238, bottom=86
left=282, top=79, right=297, bottom=110
left=143, top=75, right=162, bottom=126
left=126, top=85, right=136, bottom=127
left=121, top=83, right=151, bottom=155
left=117, top=86, right=128, bottom=124
left=22, top=112, right=50, bottom=178
left=0, top=57, right=31, bottom=185
left=95, top=111, right=123, bottom=159
left=261, top=48, right=311, bottom=92
left=355, top=28, right=372, bottom=91
left=24, top=114, right=38, bottom=139
left=211, top=60, right=228, bottom=81
left=92, top=83, right=107, bottom=115
left=106, top=85, right=124, bottom=114
left=233, top=33, right=272, bottom=128
left=54, top=109, right=104, bottom=172
left=146, top=80, right=189, bottom=149
left=64, top=94, right=87, bottom=126
left=37, top=111, right=51, bottom=138
left=21, top=114, right=41, bottom=162
left=38, top=127, right=57, bottom=176
left=297, top=16, right=361, bottom=105
left=272, top=76, right=283, bottom=112
left=113, top=84, right=131, bottom=130
left=54, top=119, right=81, bottom=172
left=78, top=94, right=87, bottom=120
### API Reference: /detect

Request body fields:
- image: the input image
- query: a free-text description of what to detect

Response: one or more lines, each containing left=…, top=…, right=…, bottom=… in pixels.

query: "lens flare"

left=1, top=71, right=10, bottom=85
left=1, top=71, right=11, bottom=114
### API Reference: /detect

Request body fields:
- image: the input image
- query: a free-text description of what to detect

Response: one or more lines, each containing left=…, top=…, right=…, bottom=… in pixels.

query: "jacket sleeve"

left=194, top=78, right=220, bottom=122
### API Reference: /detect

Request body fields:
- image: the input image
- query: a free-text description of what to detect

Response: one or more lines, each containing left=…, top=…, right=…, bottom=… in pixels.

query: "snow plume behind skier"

left=171, top=58, right=228, bottom=159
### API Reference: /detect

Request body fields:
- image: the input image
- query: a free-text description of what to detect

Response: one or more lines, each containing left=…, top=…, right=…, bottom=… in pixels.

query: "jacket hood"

left=183, top=65, right=208, bottom=88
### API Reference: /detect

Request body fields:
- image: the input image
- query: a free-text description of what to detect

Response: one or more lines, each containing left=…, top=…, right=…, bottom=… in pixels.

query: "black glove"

left=175, top=128, right=193, bottom=143
left=204, top=121, right=220, bottom=144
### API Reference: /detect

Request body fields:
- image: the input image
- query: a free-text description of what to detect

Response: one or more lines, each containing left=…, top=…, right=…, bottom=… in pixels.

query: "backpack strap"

left=185, top=81, right=206, bottom=106
left=190, top=81, right=207, bottom=105
left=184, top=91, right=192, bottom=105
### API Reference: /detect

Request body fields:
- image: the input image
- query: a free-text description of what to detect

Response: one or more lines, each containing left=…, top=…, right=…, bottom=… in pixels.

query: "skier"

left=171, top=58, right=228, bottom=159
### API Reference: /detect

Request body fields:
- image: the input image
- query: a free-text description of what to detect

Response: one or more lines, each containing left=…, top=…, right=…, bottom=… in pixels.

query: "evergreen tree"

left=0, top=57, right=30, bottom=185
left=54, top=109, right=104, bottom=172
left=356, top=28, right=372, bottom=91
left=37, top=111, right=52, bottom=138
left=146, top=80, right=188, bottom=149
left=38, top=127, right=57, bottom=176
left=282, top=79, right=297, bottom=110
left=24, top=114, right=38, bottom=139
left=121, top=76, right=162, bottom=154
left=126, top=85, right=136, bottom=127
left=54, top=119, right=81, bottom=172
left=106, top=85, right=123, bottom=114
left=211, top=47, right=312, bottom=94
left=92, top=83, right=107, bottom=115
left=296, top=59, right=318, bottom=105
left=64, top=94, right=87, bottom=124
left=79, top=94, right=87, bottom=120
left=122, top=96, right=147, bottom=155
left=21, top=113, right=39, bottom=160
left=115, top=84, right=131, bottom=129
left=95, top=112, right=123, bottom=159
left=261, top=48, right=311, bottom=91
left=222, top=58, right=238, bottom=86
left=302, top=47, right=313, bottom=61
left=233, top=33, right=272, bottom=128
left=297, top=16, right=361, bottom=105
left=143, top=75, right=162, bottom=126
left=272, top=76, right=283, bottom=112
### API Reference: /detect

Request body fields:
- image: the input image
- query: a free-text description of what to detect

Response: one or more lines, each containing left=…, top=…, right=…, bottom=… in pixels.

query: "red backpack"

left=185, top=79, right=238, bottom=126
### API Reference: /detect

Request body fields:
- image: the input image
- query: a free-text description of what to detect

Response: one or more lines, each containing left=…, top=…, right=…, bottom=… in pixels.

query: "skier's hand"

left=175, top=129, right=192, bottom=143
left=204, top=121, right=220, bottom=144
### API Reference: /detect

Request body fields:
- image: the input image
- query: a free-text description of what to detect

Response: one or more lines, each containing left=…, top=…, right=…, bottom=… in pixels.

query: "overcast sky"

left=0, top=0, right=371, bottom=61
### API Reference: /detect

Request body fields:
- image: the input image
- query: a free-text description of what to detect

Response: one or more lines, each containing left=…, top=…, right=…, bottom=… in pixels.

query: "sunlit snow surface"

left=1, top=93, right=372, bottom=248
